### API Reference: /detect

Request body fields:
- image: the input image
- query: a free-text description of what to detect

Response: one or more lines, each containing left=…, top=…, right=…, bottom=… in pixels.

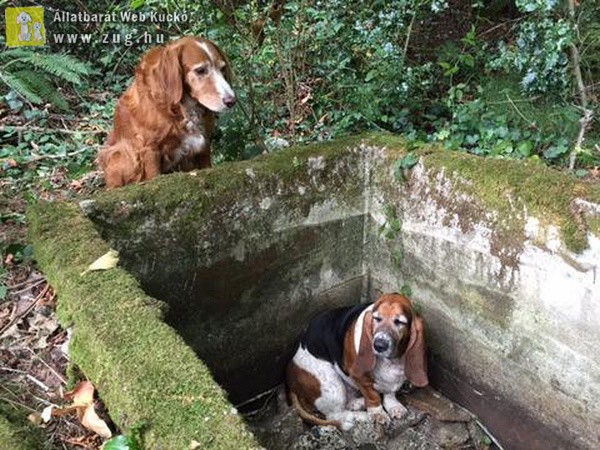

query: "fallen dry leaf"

left=80, top=250, right=119, bottom=276
left=52, top=381, right=112, bottom=439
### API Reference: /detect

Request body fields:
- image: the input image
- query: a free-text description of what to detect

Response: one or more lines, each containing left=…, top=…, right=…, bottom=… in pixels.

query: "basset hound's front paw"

left=383, top=392, right=409, bottom=420
left=367, top=405, right=390, bottom=426
left=387, top=403, right=409, bottom=420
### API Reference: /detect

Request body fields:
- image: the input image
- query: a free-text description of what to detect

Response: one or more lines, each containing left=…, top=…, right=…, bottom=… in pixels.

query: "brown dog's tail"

left=288, top=391, right=341, bottom=429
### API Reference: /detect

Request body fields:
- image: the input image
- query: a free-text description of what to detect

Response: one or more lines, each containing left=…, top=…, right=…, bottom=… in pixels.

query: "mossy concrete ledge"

left=27, top=201, right=260, bottom=449
left=27, top=133, right=600, bottom=450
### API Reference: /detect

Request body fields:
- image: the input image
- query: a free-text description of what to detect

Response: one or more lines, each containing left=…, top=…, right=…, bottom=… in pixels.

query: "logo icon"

left=5, top=7, right=46, bottom=47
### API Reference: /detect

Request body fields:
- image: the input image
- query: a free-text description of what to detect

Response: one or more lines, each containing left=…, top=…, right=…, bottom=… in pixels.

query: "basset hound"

left=99, top=36, right=236, bottom=188
left=286, top=293, right=428, bottom=430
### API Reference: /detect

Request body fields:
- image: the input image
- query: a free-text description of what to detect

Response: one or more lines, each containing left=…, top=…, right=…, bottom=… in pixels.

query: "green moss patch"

left=27, top=202, right=259, bottom=450
left=0, top=404, right=46, bottom=450
left=370, top=134, right=600, bottom=253
left=423, top=149, right=600, bottom=252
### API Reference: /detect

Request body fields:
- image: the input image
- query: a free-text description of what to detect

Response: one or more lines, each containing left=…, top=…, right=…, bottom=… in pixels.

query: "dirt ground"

left=246, top=385, right=498, bottom=450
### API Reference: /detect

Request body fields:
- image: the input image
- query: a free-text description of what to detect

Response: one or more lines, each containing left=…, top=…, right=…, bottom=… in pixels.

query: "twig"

left=0, top=396, right=40, bottom=413
left=475, top=419, right=505, bottom=450
left=4, top=125, right=106, bottom=135
left=0, top=367, right=51, bottom=392
left=505, top=93, right=535, bottom=128
left=7, top=275, right=45, bottom=291
left=0, top=284, right=49, bottom=337
left=27, top=348, right=67, bottom=386
left=403, top=10, right=417, bottom=59
left=26, top=147, right=92, bottom=164
left=569, top=107, right=594, bottom=170
left=234, top=385, right=280, bottom=410
left=8, top=278, right=46, bottom=295
left=567, top=0, right=592, bottom=170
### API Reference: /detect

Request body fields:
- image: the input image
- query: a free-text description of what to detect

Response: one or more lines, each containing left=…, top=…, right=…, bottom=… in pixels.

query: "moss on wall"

left=366, top=134, right=600, bottom=253
left=0, top=404, right=46, bottom=450
left=27, top=202, right=259, bottom=450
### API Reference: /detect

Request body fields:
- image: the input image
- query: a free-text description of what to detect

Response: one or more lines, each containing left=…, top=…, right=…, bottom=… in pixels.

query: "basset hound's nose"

left=373, top=337, right=389, bottom=353
left=224, top=95, right=236, bottom=108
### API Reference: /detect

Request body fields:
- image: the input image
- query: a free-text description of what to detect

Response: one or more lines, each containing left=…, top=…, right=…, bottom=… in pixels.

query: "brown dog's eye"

left=394, top=318, right=407, bottom=326
left=373, top=316, right=382, bottom=323
left=195, top=67, right=208, bottom=76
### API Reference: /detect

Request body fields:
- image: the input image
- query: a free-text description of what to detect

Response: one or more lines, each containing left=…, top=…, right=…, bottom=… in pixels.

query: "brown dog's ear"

left=158, top=46, right=183, bottom=107
left=140, top=45, right=183, bottom=109
left=214, top=43, right=233, bottom=83
left=350, top=310, right=376, bottom=377
left=405, top=315, right=428, bottom=387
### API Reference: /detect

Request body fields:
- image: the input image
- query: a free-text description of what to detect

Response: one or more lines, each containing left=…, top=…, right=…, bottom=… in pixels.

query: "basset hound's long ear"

left=350, top=310, right=376, bottom=377
left=405, top=315, right=428, bottom=387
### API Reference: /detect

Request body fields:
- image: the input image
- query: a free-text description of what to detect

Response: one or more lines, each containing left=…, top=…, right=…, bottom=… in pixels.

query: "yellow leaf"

left=52, top=381, right=112, bottom=439
left=81, top=403, right=112, bottom=438
left=80, top=249, right=119, bottom=276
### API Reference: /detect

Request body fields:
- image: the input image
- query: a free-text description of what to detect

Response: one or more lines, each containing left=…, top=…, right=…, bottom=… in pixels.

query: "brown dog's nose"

left=224, top=95, right=236, bottom=108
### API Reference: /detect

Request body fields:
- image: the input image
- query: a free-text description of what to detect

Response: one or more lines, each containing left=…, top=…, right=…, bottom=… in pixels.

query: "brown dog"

left=99, top=36, right=236, bottom=188
left=286, top=293, right=428, bottom=430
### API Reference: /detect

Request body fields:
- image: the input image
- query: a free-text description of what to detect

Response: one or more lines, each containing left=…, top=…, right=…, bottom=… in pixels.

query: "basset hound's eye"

left=195, top=66, right=209, bottom=76
left=394, top=318, right=407, bottom=326
left=373, top=316, right=382, bottom=323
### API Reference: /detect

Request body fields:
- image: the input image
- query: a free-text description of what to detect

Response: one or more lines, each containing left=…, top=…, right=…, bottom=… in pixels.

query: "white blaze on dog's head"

left=178, top=38, right=236, bottom=113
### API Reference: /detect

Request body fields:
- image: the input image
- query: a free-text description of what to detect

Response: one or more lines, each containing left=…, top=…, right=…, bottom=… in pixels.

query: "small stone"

left=400, top=387, right=472, bottom=423
left=293, top=426, right=348, bottom=450
left=415, top=416, right=471, bottom=448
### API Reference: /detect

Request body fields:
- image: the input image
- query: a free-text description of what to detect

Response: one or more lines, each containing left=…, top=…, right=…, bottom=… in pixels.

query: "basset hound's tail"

left=288, top=391, right=342, bottom=429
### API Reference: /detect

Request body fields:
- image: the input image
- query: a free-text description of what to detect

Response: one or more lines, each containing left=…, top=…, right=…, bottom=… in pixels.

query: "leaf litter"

left=1, top=263, right=114, bottom=449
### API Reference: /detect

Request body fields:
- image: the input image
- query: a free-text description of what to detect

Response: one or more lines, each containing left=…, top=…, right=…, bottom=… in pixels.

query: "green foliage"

left=394, top=153, right=420, bottom=181
left=1, top=0, right=598, bottom=201
left=104, top=434, right=142, bottom=450
left=400, top=284, right=413, bottom=298
left=490, top=16, right=572, bottom=93
left=0, top=49, right=91, bottom=110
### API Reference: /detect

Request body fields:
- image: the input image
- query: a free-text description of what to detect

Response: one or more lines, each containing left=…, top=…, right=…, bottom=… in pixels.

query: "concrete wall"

left=364, top=145, right=600, bottom=449
left=81, top=135, right=600, bottom=449
left=84, top=144, right=369, bottom=403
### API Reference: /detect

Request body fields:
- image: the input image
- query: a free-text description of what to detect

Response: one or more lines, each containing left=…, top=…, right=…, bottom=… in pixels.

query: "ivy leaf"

left=517, top=141, right=534, bottom=157
left=543, top=144, right=568, bottom=160
left=130, top=0, right=145, bottom=9
left=104, top=435, right=142, bottom=450
left=399, top=153, right=419, bottom=170
left=365, top=69, right=377, bottom=82
left=393, top=153, right=419, bottom=181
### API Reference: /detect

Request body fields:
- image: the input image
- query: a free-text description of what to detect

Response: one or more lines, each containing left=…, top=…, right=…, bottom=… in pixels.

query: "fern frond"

left=12, top=53, right=91, bottom=85
left=12, top=70, right=69, bottom=111
left=0, top=71, right=44, bottom=104
left=0, top=48, right=36, bottom=63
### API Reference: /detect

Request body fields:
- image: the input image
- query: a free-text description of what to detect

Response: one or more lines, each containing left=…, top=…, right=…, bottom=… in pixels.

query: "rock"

left=388, top=428, right=442, bottom=450
left=292, top=426, right=348, bottom=450
left=400, top=387, right=472, bottom=423
left=415, top=416, right=471, bottom=448
left=348, top=419, right=383, bottom=445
